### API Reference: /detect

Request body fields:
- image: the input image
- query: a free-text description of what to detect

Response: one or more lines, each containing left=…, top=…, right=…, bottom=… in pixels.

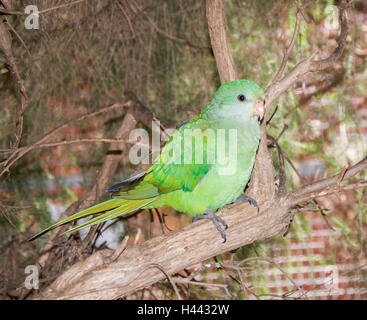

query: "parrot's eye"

left=237, top=94, right=246, bottom=102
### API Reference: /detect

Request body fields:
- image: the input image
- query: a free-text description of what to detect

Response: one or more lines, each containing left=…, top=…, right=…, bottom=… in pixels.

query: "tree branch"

left=206, top=0, right=238, bottom=82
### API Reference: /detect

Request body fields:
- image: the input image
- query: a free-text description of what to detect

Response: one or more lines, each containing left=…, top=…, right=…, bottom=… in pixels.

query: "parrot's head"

left=205, top=79, right=266, bottom=122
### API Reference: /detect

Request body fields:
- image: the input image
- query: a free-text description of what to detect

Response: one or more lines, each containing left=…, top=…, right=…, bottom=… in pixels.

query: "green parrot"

left=29, top=79, right=266, bottom=242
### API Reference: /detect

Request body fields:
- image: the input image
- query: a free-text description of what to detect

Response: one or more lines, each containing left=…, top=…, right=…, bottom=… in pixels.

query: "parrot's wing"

left=107, top=171, right=160, bottom=200
left=107, top=118, right=214, bottom=198
left=106, top=170, right=147, bottom=192
left=144, top=118, right=214, bottom=193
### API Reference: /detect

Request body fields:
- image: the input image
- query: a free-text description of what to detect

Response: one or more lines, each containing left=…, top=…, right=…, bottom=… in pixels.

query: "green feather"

left=61, top=198, right=156, bottom=235
left=28, top=199, right=122, bottom=240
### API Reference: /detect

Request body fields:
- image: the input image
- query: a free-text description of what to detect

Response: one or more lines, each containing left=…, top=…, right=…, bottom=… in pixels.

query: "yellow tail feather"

left=28, top=197, right=156, bottom=241
left=61, top=198, right=156, bottom=235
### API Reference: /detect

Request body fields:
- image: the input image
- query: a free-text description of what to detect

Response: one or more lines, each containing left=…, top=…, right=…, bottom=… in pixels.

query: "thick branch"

left=36, top=200, right=287, bottom=299
left=206, top=0, right=238, bottom=82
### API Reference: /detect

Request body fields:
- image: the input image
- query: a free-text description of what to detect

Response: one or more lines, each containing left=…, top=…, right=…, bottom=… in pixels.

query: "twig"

left=110, top=236, right=129, bottom=262
left=0, top=9, right=24, bottom=15
left=266, top=105, right=278, bottom=125
left=312, top=199, right=335, bottom=231
left=284, top=153, right=304, bottom=183
left=1, top=137, right=138, bottom=151
left=235, top=257, right=309, bottom=299
left=134, top=228, right=142, bottom=245
left=0, top=204, right=17, bottom=230
left=289, top=157, right=367, bottom=205
left=292, top=181, right=367, bottom=205
left=0, top=19, right=28, bottom=150
left=186, top=261, right=222, bottom=282
left=5, top=19, right=31, bottom=57
left=267, top=134, right=286, bottom=195
left=152, top=265, right=183, bottom=299
left=116, top=0, right=136, bottom=38
left=171, top=277, right=229, bottom=291
left=276, top=124, right=288, bottom=141
left=38, top=0, right=86, bottom=15
left=270, top=8, right=302, bottom=85
left=337, top=166, right=348, bottom=185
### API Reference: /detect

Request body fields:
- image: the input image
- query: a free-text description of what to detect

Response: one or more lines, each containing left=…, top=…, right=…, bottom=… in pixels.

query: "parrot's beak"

left=253, top=97, right=266, bottom=119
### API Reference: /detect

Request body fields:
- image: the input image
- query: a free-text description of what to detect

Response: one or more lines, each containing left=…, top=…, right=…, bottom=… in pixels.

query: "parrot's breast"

left=152, top=120, right=261, bottom=215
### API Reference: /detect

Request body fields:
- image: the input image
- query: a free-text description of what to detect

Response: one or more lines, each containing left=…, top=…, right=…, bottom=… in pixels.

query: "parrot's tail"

left=28, top=197, right=157, bottom=241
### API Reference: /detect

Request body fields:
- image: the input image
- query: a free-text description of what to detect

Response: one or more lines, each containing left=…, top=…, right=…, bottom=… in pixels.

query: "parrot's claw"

left=192, top=210, right=228, bottom=243
left=233, top=195, right=259, bottom=212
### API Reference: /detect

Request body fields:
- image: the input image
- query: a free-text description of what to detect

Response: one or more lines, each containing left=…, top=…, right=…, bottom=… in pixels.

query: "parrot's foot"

left=233, top=195, right=259, bottom=212
left=192, top=210, right=228, bottom=243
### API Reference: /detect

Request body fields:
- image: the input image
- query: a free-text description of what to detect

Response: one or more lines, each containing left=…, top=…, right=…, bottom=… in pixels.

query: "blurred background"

left=0, top=0, right=367, bottom=299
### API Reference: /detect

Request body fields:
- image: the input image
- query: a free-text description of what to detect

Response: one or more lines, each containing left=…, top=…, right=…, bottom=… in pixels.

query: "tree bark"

left=206, top=0, right=238, bottom=83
